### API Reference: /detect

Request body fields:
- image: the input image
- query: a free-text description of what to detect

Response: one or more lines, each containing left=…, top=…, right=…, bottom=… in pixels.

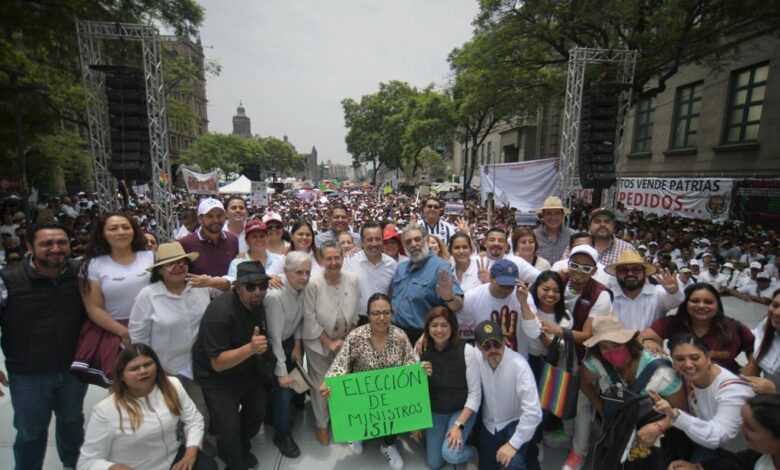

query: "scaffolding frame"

left=76, top=20, right=174, bottom=240
left=558, top=47, right=638, bottom=208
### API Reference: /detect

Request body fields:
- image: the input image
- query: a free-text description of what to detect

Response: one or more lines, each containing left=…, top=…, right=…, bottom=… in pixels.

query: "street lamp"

left=1, top=65, right=50, bottom=228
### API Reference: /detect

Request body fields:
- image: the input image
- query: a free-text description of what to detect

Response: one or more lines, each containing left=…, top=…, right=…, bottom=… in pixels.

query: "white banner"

left=480, top=158, right=559, bottom=211
left=250, top=181, right=268, bottom=207
left=617, top=178, right=733, bottom=223
left=182, top=168, right=219, bottom=195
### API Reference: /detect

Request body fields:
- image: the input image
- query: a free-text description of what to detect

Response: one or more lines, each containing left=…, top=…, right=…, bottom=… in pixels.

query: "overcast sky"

left=198, top=0, right=479, bottom=165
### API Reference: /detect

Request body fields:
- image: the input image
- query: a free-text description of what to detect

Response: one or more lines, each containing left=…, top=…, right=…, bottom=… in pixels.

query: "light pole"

left=1, top=66, right=49, bottom=228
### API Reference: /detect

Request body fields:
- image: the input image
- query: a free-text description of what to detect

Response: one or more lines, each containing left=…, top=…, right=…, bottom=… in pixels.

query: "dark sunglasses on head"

left=242, top=281, right=269, bottom=292
left=482, top=339, right=503, bottom=350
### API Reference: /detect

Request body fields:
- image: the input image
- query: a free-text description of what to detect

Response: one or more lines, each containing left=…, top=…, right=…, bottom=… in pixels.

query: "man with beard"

left=483, top=227, right=540, bottom=284
left=343, top=222, right=397, bottom=325
left=390, top=223, right=463, bottom=344
left=224, top=196, right=249, bottom=253
left=314, top=204, right=361, bottom=248
left=588, top=207, right=635, bottom=266
left=0, top=221, right=87, bottom=470
left=605, top=251, right=683, bottom=331
left=473, top=320, right=542, bottom=470
left=192, top=261, right=273, bottom=470
left=180, top=197, right=239, bottom=276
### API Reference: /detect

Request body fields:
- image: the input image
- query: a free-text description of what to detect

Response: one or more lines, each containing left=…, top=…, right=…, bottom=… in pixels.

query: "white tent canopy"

left=219, top=175, right=252, bottom=194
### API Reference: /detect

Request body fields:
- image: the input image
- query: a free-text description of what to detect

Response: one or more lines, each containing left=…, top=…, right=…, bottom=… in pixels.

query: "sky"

left=198, top=0, right=479, bottom=165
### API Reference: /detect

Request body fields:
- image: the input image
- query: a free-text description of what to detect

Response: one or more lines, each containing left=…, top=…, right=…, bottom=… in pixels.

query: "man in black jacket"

left=0, top=221, right=87, bottom=470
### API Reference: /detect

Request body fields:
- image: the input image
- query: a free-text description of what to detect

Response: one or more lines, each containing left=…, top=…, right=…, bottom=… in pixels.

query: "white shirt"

left=223, top=221, right=247, bottom=253
left=673, top=368, right=754, bottom=450
left=612, top=282, right=684, bottom=331
left=225, top=251, right=284, bottom=281
left=523, top=297, right=573, bottom=357
left=460, top=283, right=540, bottom=358
left=174, top=225, right=192, bottom=240
left=563, top=285, right=612, bottom=320
left=129, top=282, right=214, bottom=377
left=697, top=270, right=730, bottom=291
left=86, top=251, right=154, bottom=321
left=753, top=318, right=780, bottom=392
left=461, top=344, right=484, bottom=413
left=78, top=377, right=204, bottom=470
left=451, top=257, right=483, bottom=294
left=342, top=250, right=397, bottom=317
left=264, top=277, right=305, bottom=377
left=502, top=254, right=541, bottom=284
left=738, top=280, right=777, bottom=299
left=477, top=348, right=542, bottom=449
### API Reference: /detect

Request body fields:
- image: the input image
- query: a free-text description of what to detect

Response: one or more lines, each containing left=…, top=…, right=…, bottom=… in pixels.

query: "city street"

left=0, top=296, right=769, bottom=470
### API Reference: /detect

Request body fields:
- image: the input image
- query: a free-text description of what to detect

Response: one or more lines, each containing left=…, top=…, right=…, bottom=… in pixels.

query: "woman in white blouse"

left=302, top=240, right=361, bottom=445
left=78, top=344, right=216, bottom=470
left=743, top=289, right=780, bottom=394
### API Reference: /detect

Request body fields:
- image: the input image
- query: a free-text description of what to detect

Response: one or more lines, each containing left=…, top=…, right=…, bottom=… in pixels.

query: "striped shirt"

left=422, top=218, right=456, bottom=244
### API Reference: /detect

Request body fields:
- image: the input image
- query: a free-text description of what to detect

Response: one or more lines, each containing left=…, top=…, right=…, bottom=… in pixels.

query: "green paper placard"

left=325, top=363, right=432, bottom=442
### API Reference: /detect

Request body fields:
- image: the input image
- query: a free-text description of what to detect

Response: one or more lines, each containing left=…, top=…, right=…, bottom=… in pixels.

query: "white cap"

left=197, top=197, right=224, bottom=216
left=648, top=241, right=658, bottom=246
left=637, top=244, right=648, bottom=250
left=262, top=212, right=283, bottom=224
left=757, top=271, right=771, bottom=280
left=699, top=238, right=711, bottom=245
left=688, top=259, right=702, bottom=267
left=569, top=245, right=599, bottom=264
left=722, top=262, right=734, bottom=269
left=750, top=261, right=763, bottom=270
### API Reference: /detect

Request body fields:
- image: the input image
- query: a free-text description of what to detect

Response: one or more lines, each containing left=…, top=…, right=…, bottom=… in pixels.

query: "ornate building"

left=232, top=102, right=252, bottom=138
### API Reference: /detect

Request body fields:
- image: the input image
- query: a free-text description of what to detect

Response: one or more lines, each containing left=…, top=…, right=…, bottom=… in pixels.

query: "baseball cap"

left=490, top=259, right=519, bottom=286
left=589, top=207, right=615, bottom=222
left=750, top=261, right=762, bottom=270
left=648, top=241, right=658, bottom=246
left=244, top=219, right=268, bottom=236
left=637, top=244, right=648, bottom=250
left=757, top=271, right=771, bottom=280
left=262, top=212, right=283, bottom=224
left=197, top=197, right=224, bottom=216
left=474, top=320, right=503, bottom=348
left=699, top=238, right=711, bottom=245
left=569, top=245, right=599, bottom=264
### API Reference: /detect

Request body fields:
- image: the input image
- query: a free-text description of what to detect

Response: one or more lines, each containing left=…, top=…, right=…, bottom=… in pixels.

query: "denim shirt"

left=390, top=252, right=463, bottom=329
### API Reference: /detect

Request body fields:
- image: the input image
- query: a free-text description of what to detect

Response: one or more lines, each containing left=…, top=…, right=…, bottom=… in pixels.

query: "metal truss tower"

left=76, top=20, right=175, bottom=240
left=558, top=47, right=638, bottom=207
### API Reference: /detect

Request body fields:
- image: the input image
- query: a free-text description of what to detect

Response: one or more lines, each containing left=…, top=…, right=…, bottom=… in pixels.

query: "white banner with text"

left=480, top=159, right=558, bottom=211
left=616, top=178, right=733, bottom=223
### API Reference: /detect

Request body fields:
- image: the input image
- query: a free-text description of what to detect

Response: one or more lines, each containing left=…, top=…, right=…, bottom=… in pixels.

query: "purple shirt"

left=179, top=229, right=239, bottom=276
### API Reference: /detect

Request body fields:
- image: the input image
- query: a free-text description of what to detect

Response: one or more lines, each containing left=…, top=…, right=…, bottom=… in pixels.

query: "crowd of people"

left=0, top=187, right=779, bottom=470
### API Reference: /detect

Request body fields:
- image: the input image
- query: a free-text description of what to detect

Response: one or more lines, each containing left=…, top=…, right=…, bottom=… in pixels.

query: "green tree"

left=179, top=133, right=260, bottom=178
left=400, top=88, right=456, bottom=180
left=475, top=0, right=780, bottom=99
left=256, top=136, right=304, bottom=177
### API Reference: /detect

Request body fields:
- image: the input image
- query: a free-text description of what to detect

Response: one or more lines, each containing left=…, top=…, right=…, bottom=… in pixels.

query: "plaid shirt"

left=598, top=237, right=637, bottom=267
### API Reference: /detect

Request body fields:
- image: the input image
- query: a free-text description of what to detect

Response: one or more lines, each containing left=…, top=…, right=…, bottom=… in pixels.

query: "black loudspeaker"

left=578, top=83, right=620, bottom=189
left=99, top=66, right=152, bottom=181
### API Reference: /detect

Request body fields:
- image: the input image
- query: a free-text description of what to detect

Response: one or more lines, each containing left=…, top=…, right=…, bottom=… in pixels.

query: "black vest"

left=422, top=342, right=468, bottom=414
left=0, top=258, right=86, bottom=373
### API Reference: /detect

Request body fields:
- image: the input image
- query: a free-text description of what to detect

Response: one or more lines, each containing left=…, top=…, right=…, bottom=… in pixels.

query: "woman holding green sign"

left=321, top=293, right=417, bottom=470
left=419, top=306, right=481, bottom=469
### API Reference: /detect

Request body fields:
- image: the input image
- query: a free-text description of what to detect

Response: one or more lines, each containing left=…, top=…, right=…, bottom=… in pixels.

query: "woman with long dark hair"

left=640, top=282, right=755, bottom=374
left=73, top=212, right=153, bottom=386
left=448, top=231, right=483, bottom=293
left=742, top=288, right=780, bottom=394
left=288, top=220, right=322, bottom=275
left=78, top=344, right=216, bottom=470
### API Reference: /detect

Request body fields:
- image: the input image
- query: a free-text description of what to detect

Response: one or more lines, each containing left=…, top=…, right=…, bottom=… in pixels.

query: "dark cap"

left=589, top=207, right=615, bottom=222
left=234, top=260, right=269, bottom=284
left=490, top=259, right=519, bottom=286
left=474, top=320, right=503, bottom=348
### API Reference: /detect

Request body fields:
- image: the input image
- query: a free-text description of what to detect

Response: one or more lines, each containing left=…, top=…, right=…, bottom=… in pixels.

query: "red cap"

left=245, top=219, right=268, bottom=236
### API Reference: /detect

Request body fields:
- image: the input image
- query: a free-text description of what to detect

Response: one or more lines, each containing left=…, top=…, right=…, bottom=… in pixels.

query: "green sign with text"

left=325, top=363, right=432, bottom=442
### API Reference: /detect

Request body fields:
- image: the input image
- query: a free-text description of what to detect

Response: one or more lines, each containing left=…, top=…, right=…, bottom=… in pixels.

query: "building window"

left=670, top=82, right=702, bottom=149
left=724, top=62, right=768, bottom=143
left=632, top=97, right=654, bottom=153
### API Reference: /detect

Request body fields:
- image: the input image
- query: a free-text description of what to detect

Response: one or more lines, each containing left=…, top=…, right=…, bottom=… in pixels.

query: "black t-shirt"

left=192, top=289, right=267, bottom=386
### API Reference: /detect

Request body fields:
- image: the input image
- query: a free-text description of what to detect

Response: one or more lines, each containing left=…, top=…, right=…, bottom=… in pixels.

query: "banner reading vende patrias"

left=617, top=177, right=733, bottom=223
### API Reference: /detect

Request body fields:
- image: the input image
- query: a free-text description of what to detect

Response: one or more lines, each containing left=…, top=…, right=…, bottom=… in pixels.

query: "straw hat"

left=605, top=250, right=656, bottom=276
left=147, top=242, right=199, bottom=271
left=583, top=314, right=638, bottom=348
left=535, top=196, right=571, bottom=215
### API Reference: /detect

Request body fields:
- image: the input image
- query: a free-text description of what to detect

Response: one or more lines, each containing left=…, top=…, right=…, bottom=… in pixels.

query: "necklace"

left=567, top=280, right=581, bottom=295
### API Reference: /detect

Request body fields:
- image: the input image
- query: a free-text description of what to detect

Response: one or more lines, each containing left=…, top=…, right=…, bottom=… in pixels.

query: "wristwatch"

left=454, top=421, right=465, bottom=430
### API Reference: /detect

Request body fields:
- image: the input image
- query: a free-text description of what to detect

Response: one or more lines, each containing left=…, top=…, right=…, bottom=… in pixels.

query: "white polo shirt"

left=342, top=250, right=397, bottom=318
left=612, top=282, right=684, bottom=331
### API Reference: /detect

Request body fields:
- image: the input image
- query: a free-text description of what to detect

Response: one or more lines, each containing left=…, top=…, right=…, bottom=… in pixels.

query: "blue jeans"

left=425, top=411, right=477, bottom=469
left=9, top=371, right=88, bottom=469
left=477, top=420, right=530, bottom=470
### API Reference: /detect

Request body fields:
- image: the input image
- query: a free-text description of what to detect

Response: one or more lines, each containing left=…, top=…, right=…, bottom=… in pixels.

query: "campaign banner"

left=325, top=363, right=432, bottom=443
left=182, top=168, right=219, bottom=194
left=250, top=181, right=268, bottom=207
left=616, top=178, right=733, bottom=223
left=480, top=158, right=558, bottom=211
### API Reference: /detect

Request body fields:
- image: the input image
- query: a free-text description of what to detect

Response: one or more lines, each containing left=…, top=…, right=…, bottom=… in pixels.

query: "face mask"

left=602, top=347, right=631, bottom=369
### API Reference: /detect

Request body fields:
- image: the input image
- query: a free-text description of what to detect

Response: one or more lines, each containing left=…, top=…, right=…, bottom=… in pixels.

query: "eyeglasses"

left=242, top=281, right=269, bottom=292
left=482, top=339, right=503, bottom=350
left=425, top=204, right=440, bottom=209
left=369, top=310, right=392, bottom=318
left=568, top=261, right=596, bottom=274
left=267, top=223, right=283, bottom=230
left=616, top=266, right=645, bottom=275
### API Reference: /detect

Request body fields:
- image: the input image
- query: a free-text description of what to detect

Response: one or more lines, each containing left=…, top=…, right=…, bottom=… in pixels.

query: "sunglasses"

left=568, top=261, right=596, bottom=274
left=369, top=310, right=392, bottom=318
left=425, top=204, right=440, bottom=209
left=241, top=281, right=269, bottom=292
left=267, top=223, right=283, bottom=230
left=482, top=339, right=503, bottom=350
left=616, top=266, right=645, bottom=275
